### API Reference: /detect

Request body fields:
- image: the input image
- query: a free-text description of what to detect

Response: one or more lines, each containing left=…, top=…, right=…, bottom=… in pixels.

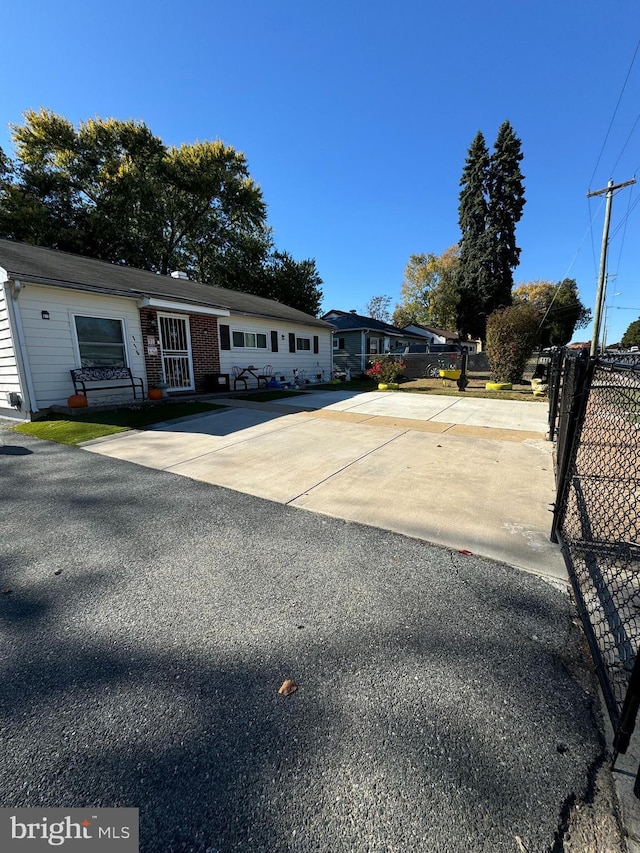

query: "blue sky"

left=2, top=0, right=640, bottom=343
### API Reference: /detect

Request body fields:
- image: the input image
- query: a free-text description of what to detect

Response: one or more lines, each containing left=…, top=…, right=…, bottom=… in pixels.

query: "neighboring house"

left=0, top=239, right=333, bottom=420
left=402, top=322, right=481, bottom=354
left=321, top=309, right=424, bottom=375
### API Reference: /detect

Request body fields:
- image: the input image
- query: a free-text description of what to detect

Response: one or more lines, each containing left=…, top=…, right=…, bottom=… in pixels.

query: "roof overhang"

left=138, top=297, right=230, bottom=317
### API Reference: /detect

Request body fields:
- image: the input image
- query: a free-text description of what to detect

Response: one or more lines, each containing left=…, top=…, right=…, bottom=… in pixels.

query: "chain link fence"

left=551, top=353, right=640, bottom=761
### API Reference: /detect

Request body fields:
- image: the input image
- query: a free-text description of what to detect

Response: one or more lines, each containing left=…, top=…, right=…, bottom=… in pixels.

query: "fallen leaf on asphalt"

left=1, top=588, right=11, bottom=595
left=54, top=570, right=62, bottom=576
left=458, top=549, right=473, bottom=556
left=515, top=835, right=528, bottom=852
left=278, top=679, right=298, bottom=696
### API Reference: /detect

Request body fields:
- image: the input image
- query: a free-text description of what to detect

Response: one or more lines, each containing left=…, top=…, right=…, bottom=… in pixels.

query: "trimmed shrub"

left=365, top=357, right=406, bottom=384
left=486, top=303, right=540, bottom=383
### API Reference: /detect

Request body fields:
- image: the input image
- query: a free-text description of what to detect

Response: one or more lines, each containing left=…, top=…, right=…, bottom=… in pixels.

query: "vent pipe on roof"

left=170, top=270, right=189, bottom=280
left=349, top=309, right=357, bottom=313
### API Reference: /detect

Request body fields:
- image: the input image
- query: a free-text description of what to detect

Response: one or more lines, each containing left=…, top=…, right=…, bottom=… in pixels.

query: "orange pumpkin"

left=67, top=394, right=88, bottom=408
left=147, top=387, right=163, bottom=400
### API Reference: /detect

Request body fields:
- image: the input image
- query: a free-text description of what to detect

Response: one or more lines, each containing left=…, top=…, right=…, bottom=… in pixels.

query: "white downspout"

left=4, top=279, right=39, bottom=415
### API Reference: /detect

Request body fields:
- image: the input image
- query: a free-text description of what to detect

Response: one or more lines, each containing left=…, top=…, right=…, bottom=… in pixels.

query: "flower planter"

left=378, top=382, right=400, bottom=391
left=439, top=369, right=461, bottom=381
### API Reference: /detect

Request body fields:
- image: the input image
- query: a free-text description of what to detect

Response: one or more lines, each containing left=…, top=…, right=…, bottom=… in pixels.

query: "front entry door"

left=158, top=314, right=194, bottom=391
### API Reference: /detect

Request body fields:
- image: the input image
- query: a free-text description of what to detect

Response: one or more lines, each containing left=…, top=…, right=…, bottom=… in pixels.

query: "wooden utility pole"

left=587, top=178, right=636, bottom=356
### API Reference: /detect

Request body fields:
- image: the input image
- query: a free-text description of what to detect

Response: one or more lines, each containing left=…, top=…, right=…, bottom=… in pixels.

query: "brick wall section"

left=139, top=308, right=221, bottom=391
left=140, top=308, right=163, bottom=387
left=188, top=314, right=220, bottom=391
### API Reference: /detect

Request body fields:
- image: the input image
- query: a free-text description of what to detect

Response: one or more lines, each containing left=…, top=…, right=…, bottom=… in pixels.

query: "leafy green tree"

left=2, top=109, right=267, bottom=277
left=512, top=279, right=591, bottom=346
left=391, top=304, right=415, bottom=329
left=0, top=109, right=322, bottom=314
left=486, top=303, right=540, bottom=383
left=261, top=251, right=324, bottom=316
left=191, top=226, right=271, bottom=292
left=393, top=245, right=459, bottom=330
left=364, top=295, right=392, bottom=323
left=621, top=318, right=640, bottom=349
left=455, top=122, right=525, bottom=342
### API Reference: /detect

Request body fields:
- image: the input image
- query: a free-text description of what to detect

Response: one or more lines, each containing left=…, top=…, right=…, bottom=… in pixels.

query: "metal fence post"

left=615, top=653, right=640, bottom=756
left=457, top=351, right=468, bottom=391
left=547, top=348, right=563, bottom=442
left=550, top=354, right=594, bottom=543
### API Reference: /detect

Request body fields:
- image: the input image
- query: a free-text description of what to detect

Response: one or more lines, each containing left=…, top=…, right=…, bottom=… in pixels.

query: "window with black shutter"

left=271, top=330, right=278, bottom=352
left=220, top=324, right=231, bottom=350
left=289, top=333, right=296, bottom=353
left=313, top=335, right=319, bottom=354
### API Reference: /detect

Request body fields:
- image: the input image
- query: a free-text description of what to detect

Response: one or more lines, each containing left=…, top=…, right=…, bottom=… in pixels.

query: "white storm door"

left=158, top=314, right=194, bottom=391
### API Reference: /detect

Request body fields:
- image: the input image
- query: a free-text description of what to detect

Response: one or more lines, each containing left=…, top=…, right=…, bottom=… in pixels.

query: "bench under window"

left=70, top=367, right=145, bottom=400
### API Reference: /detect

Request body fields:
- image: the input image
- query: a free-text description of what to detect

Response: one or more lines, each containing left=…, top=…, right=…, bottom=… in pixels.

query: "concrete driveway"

left=84, top=390, right=565, bottom=580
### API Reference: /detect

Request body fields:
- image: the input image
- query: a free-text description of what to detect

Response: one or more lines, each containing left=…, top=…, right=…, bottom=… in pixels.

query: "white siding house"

left=218, top=316, right=332, bottom=387
left=14, top=283, right=148, bottom=409
left=0, top=240, right=334, bottom=419
left=0, top=282, right=24, bottom=416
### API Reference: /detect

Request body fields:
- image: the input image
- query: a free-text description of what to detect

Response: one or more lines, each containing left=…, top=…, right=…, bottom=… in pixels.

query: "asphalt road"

left=0, top=428, right=604, bottom=852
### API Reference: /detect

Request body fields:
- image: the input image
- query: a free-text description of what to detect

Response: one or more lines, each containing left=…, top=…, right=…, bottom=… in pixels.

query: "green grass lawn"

left=12, top=401, right=225, bottom=446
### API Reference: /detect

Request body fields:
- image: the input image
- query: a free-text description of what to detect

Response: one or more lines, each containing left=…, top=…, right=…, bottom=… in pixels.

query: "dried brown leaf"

left=278, top=679, right=298, bottom=696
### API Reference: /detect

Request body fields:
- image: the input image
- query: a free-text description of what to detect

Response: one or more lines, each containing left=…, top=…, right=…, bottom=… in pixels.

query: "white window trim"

left=70, top=310, right=131, bottom=368
left=232, top=329, right=269, bottom=350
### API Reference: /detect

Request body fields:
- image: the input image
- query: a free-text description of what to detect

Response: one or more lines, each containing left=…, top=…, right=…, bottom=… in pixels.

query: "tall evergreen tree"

left=455, top=131, right=493, bottom=340
left=488, top=120, right=526, bottom=308
left=455, top=122, right=525, bottom=341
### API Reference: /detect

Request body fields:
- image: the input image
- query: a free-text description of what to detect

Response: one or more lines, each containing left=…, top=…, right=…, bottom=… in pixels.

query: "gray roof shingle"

left=0, top=239, right=332, bottom=329
left=322, top=309, right=409, bottom=336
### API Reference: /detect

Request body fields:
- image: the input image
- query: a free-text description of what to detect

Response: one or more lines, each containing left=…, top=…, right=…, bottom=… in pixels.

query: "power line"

left=586, top=178, right=636, bottom=355
left=609, top=192, right=640, bottom=242
left=611, top=181, right=635, bottom=276
left=610, top=112, right=640, bottom=175
left=587, top=195, right=606, bottom=280
left=588, top=37, right=640, bottom=189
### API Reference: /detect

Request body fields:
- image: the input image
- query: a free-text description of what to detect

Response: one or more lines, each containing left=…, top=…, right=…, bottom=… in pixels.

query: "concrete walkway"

left=84, top=391, right=565, bottom=580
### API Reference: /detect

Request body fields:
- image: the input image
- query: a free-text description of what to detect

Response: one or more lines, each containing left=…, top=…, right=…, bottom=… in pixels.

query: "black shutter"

left=220, top=324, right=231, bottom=350
left=271, top=330, right=278, bottom=352
left=289, top=333, right=296, bottom=353
left=313, top=335, right=319, bottom=354
left=339, top=338, right=345, bottom=350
